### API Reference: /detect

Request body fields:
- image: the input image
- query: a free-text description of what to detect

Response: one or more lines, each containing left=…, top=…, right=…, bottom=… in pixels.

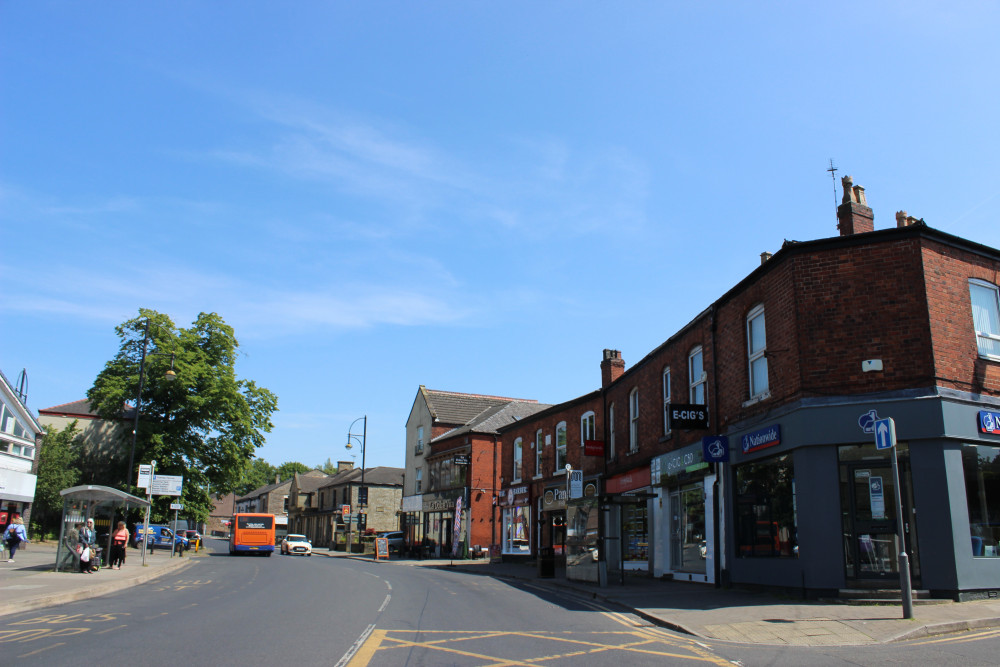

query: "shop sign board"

left=669, top=404, right=710, bottom=430
left=500, top=485, right=529, bottom=507
left=583, top=439, right=605, bottom=457
left=979, top=410, right=1000, bottom=435
left=605, top=466, right=650, bottom=494
left=741, top=424, right=781, bottom=454
left=702, top=435, right=729, bottom=463
left=869, top=477, right=886, bottom=519
left=568, top=470, right=583, bottom=499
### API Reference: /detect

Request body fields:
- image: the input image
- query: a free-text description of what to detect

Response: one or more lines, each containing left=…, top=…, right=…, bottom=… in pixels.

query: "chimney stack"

left=837, top=175, right=874, bottom=236
left=601, top=349, right=625, bottom=388
left=760, top=251, right=773, bottom=265
left=338, top=460, right=354, bottom=472
left=896, top=210, right=922, bottom=228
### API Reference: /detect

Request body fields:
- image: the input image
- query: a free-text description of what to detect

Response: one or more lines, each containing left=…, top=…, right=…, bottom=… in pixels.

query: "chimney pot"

left=837, top=175, right=874, bottom=236
left=760, top=251, right=773, bottom=265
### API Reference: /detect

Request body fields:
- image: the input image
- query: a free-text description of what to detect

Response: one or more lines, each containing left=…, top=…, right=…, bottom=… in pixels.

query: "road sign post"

left=874, top=418, right=914, bottom=619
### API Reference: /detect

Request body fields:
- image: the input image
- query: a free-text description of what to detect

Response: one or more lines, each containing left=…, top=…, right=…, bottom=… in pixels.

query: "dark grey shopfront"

left=724, top=390, right=1000, bottom=599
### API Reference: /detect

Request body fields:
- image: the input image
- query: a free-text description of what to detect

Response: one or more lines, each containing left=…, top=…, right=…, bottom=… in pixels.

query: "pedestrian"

left=4, top=514, right=28, bottom=562
left=79, top=542, right=94, bottom=573
left=110, top=521, right=129, bottom=569
left=80, top=518, right=97, bottom=549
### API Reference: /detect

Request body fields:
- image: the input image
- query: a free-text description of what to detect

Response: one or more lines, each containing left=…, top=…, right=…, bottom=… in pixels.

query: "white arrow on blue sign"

left=874, top=417, right=896, bottom=450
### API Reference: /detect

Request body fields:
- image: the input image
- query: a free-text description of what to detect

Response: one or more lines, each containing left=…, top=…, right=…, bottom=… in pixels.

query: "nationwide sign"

left=979, top=410, right=1000, bottom=435
left=669, top=404, right=709, bottom=430
left=741, top=424, right=781, bottom=454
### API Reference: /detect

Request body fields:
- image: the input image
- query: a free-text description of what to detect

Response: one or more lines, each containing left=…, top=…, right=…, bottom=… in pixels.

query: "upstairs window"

left=513, top=437, right=523, bottom=482
left=416, top=426, right=424, bottom=454
left=555, top=422, right=567, bottom=472
left=535, top=429, right=543, bottom=477
left=747, top=304, right=769, bottom=398
left=608, top=404, right=616, bottom=461
left=689, top=346, right=706, bottom=405
left=629, top=388, right=639, bottom=453
left=970, top=279, right=1000, bottom=359
left=415, top=467, right=422, bottom=493
left=580, top=412, right=595, bottom=446
left=662, top=367, right=671, bottom=435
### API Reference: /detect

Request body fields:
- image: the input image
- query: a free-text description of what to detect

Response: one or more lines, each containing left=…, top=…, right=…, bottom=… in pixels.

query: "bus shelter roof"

left=59, top=485, right=150, bottom=508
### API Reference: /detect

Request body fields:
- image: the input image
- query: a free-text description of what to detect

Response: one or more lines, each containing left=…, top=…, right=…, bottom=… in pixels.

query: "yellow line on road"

left=909, top=627, right=1000, bottom=646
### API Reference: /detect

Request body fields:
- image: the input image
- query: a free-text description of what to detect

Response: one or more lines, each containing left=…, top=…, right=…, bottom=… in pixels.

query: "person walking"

left=110, top=521, right=129, bottom=569
left=4, top=514, right=28, bottom=562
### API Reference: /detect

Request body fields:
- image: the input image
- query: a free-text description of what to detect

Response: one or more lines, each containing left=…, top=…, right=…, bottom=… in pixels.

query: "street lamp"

left=346, top=415, right=367, bottom=546
left=126, top=318, right=177, bottom=493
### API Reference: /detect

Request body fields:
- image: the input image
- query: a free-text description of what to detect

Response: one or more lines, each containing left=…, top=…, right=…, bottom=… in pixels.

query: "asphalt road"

left=3, top=538, right=1000, bottom=666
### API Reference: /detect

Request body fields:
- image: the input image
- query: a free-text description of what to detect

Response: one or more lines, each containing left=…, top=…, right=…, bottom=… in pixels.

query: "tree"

left=316, top=457, right=338, bottom=475
left=236, top=457, right=278, bottom=496
left=276, top=461, right=310, bottom=480
left=87, top=309, right=279, bottom=520
left=32, top=421, right=82, bottom=535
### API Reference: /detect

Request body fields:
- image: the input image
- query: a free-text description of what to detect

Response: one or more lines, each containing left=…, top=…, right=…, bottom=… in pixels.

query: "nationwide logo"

left=741, top=424, right=781, bottom=454
left=980, top=410, right=1000, bottom=435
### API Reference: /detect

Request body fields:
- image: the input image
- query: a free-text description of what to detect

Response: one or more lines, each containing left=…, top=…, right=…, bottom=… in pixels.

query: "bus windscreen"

left=237, top=516, right=274, bottom=530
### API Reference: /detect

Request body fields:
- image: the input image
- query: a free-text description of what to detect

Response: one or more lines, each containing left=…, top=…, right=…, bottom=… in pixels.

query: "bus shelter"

left=55, top=485, right=150, bottom=572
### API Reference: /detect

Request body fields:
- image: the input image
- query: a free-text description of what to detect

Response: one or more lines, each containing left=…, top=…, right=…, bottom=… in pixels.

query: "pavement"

left=5, top=540, right=1000, bottom=647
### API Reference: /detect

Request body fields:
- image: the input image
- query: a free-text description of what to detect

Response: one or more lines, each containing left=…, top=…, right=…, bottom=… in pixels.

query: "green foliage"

left=33, top=421, right=83, bottom=532
left=87, top=309, right=279, bottom=518
left=316, top=457, right=338, bottom=475
left=235, top=457, right=278, bottom=496
left=276, top=461, right=310, bottom=479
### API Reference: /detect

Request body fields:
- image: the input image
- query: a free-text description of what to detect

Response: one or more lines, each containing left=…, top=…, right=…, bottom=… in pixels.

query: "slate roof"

left=38, top=399, right=99, bottom=417
left=236, top=477, right=292, bottom=503
left=318, top=466, right=404, bottom=490
left=292, top=473, right=331, bottom=495
left=420, top=386, right=536, bottom=426
left=433, top=401, right=553, bottom=441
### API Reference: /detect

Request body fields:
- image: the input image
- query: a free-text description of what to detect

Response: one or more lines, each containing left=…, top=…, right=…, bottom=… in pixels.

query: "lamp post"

left=346, top=416, right=367, bottom=547
left=126, top=318, right=177, bottom=493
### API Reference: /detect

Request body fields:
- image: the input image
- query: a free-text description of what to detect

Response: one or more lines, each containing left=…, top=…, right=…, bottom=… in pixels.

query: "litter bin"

left=538, top=546, right=555, bottom=578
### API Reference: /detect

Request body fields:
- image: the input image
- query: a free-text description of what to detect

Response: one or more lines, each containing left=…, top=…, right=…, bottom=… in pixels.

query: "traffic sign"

left=150, top=474, right=183, bottom=496
left=170, top=503, right=184, bottom=510
left=874, top=418, right=896, bottom=450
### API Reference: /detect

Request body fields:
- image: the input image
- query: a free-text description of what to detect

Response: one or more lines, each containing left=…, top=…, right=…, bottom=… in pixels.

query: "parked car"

left=281, top=534, right=312, bottom=556
left=377, top=531, right=406, bottom=554
left=134, top=525, right=189, bottom=553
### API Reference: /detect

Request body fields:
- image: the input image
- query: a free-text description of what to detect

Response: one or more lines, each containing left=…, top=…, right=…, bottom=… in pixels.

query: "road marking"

left=339, top=623, right=378, bottom=667
left=378, top=595, right=391, bottom=613
left=17, top=641, right=65, bottom=658
left=96, top=624, right=129, bottom=635
left=908, top=627, right=1000, bottom=645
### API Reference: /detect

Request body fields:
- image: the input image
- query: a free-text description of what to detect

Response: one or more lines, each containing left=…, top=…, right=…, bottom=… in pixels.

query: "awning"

left=60, top=485, right=151, bottom=507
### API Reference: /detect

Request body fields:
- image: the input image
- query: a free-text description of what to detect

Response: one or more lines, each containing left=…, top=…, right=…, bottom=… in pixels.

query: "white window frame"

left=416, top=426, right=424, bottom=454
left=535, top=429, right=543, bottom=478
left=629, top=388, right=639, bottom=453
left=580, top=411, right=595, bottom=446
left=747, top=304, right=769, bottom=398
left=689, top=346, right=706, bottom=405
left=970, top=279, right=1000, bottom=360
left=513, top=437, right=523, bottom=482
left=555, top=422, right=567, bottom=472
left=608, top=404, right=616, bottom=462
left=662, top=367, right=671, bottom=435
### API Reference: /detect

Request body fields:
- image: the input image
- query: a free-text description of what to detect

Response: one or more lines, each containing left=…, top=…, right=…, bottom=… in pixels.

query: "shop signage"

left=652, top=444, right=705, bottom=485
left=741, top=424, right=781, bottom=454
left=501, top=485, right=528, bottom=506
left=858, top=409, right=880, bottom=434
left=669, top=404, right=710, bottom=430
left=543, top=487, right=568, bottom=509
left=869, top=476, right=886, bottom=519
left=702, top=435, right=729, bottom=462
left=452, top=454, right=471, bottom=465
left=584, top=482, right=597, bottom=497
left=584, top=439, right=605, bottom=456
left=606, top=466, right=650, bottom=494
left=568, top=470, right=583, bottom=499
left=980, top=410, right=1000, bottom=435
left=423, top=491, right=464, bottom=512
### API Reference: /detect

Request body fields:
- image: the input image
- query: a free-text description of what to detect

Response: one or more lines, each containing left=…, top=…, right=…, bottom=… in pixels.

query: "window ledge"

left=742, top=391, right=772, bottom=408
left=553, top=469, right=566, bottom=476
left=978, top=353, right=1000, bottom=363
left=532, top=475, right=543, bottom=480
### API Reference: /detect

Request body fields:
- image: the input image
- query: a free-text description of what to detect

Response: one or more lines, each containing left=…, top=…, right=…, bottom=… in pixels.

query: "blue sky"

left=3, top=3, right=998, bottom=471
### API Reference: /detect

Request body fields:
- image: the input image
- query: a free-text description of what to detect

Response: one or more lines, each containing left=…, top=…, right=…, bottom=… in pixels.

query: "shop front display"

left=652, top=443, right=715, bottom=583
left=498, top=485, right=531, bottom=557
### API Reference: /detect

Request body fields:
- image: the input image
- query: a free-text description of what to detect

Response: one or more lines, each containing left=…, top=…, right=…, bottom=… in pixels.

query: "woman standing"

left=110, top=521, right=130, bottom=569
left=4, top=514, right=28, bottom=563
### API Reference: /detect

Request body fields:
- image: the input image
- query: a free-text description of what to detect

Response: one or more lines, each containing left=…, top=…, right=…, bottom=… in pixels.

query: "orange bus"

left=229, top=513, right=276, bottom=556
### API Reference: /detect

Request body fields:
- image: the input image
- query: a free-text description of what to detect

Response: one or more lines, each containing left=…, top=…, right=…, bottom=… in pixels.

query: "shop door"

left=841, top=463, right=917, bottom=581
left=669, top=485, right=706, bottom=574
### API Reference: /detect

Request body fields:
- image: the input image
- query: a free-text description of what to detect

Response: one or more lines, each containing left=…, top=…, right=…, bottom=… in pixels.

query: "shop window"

left=502, top=505, right=531, bottom=555
left=735, top=453, right=798, bottom=558
left=580, top=412, right=595, bottom=446
left=963, top=444, right=1000, bottom=557
left=662, top=367, right=671, bottom=435
left=623, top=504, right=649, bottom=564
left=970, top=279, right=1000, bottom=360
left=747, top=304, right=768, bottom=398
left=535, top=429, right=543, bottom=477
left=629, top=388, right=639, bottom=453
left=513, top=438, right=523, bottom=482
left=555, top=422, right=567, bottom=472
